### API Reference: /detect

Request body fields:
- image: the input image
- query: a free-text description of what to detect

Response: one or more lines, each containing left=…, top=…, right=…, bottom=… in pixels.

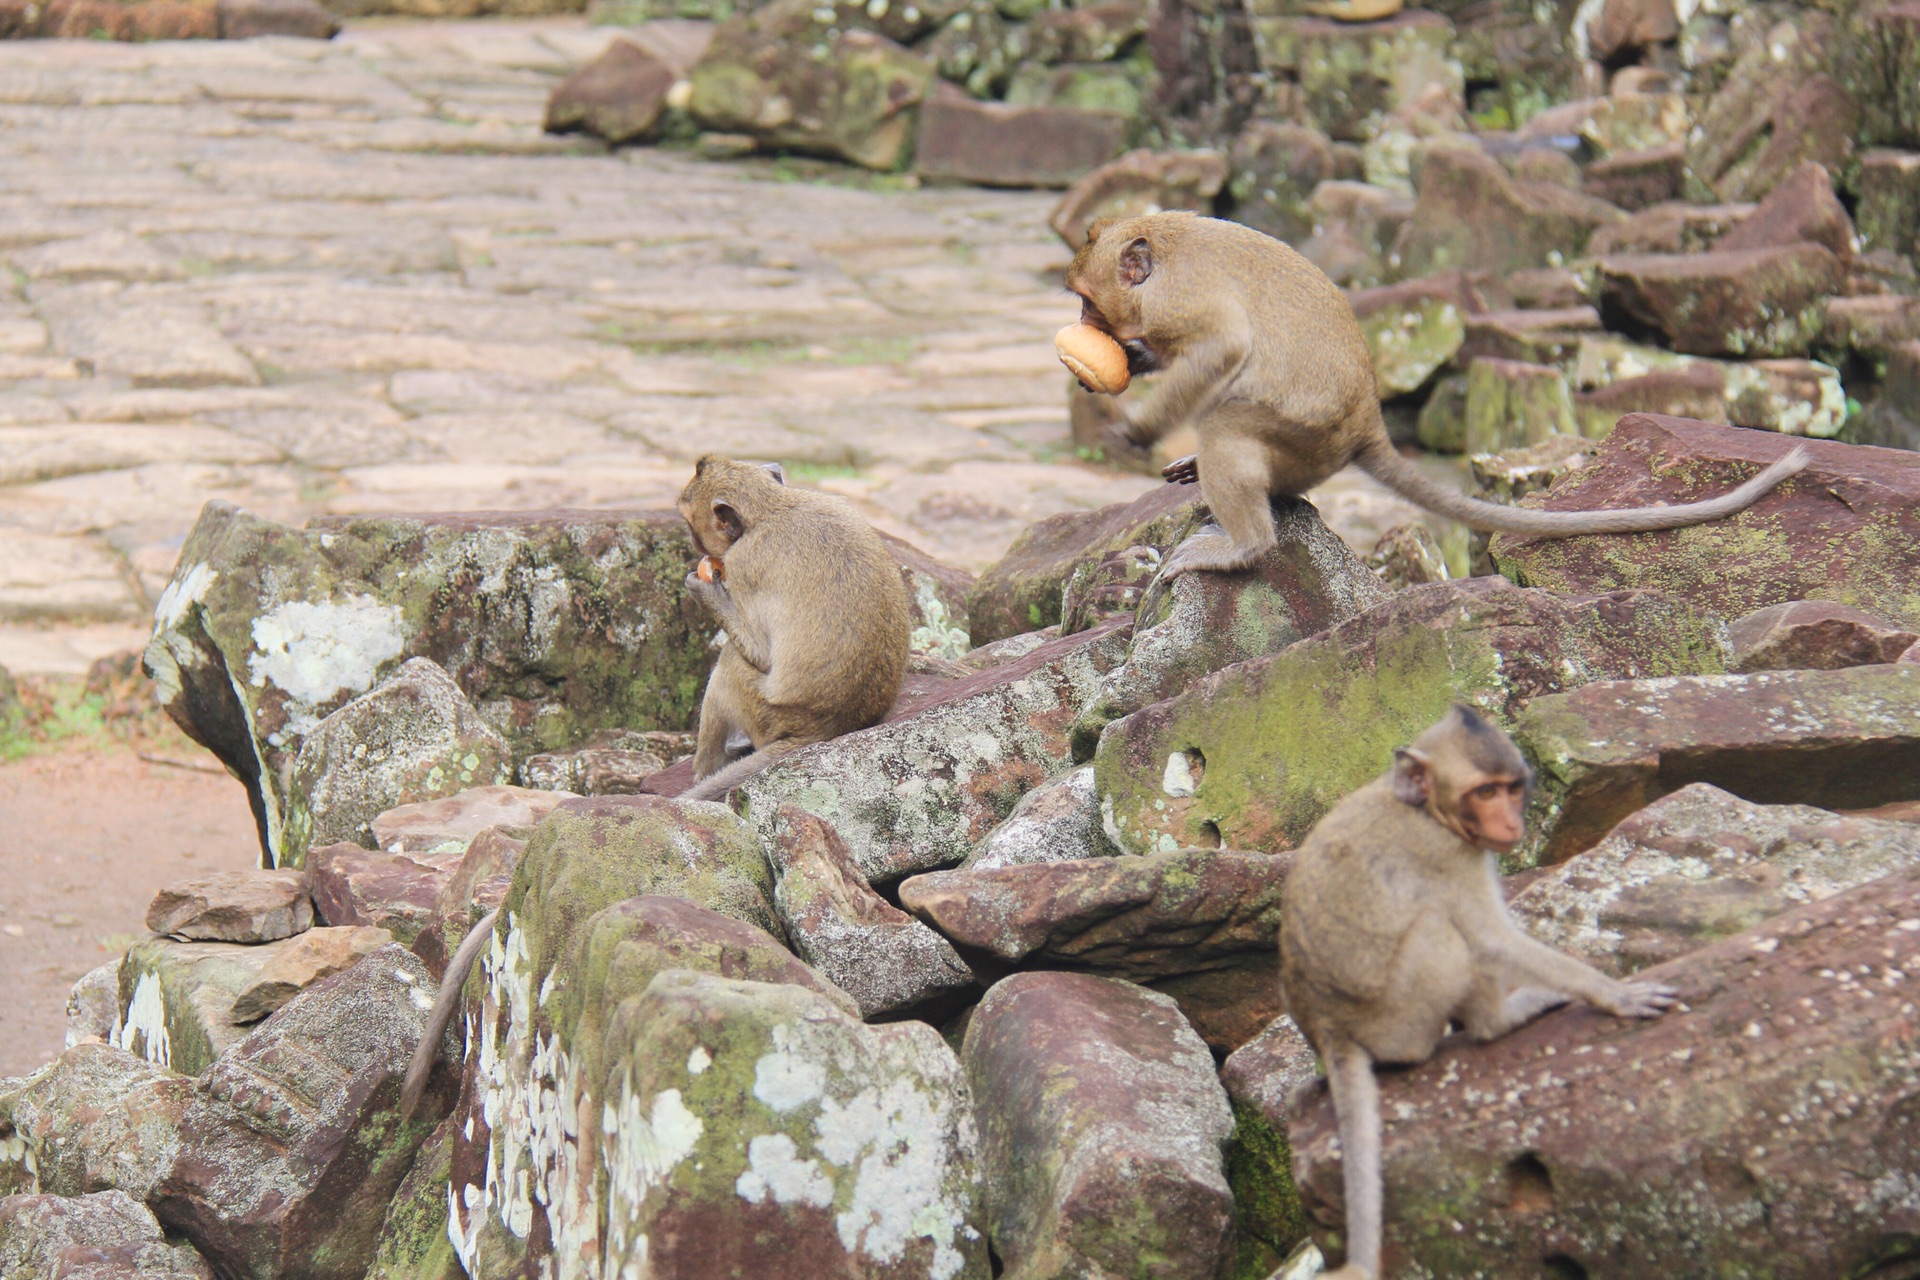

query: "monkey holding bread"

left=400, top=457, right=908, bottom=1118
left=1058, top=211, right=1808, bottom=581
left=1280, top=707, right=1677, bottom=1278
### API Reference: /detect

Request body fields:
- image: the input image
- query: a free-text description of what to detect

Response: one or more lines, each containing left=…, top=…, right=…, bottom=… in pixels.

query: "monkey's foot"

left=1162, top=454, right=1199, bottom=485
left=1605, top=979, right=1681, bottom=1018
left=1160, top=525, right=1267, bottom=579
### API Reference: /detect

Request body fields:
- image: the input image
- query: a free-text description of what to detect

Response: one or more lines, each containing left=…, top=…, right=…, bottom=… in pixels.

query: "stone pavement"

left=0, top=20, right=1423, bottom=675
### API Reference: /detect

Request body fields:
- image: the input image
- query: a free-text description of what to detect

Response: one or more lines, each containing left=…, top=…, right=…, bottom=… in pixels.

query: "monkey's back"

left=730, top=489, right=908, bottom=735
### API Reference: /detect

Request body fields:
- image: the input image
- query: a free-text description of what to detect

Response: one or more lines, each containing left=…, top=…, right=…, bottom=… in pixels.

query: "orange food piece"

left=1055, top=323, right=1131, bottom=395
left=696, top=555, right=724, bottom=583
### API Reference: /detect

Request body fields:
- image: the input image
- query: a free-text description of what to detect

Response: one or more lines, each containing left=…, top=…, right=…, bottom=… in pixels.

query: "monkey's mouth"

left=1121, top=339, right=1159, bottom=376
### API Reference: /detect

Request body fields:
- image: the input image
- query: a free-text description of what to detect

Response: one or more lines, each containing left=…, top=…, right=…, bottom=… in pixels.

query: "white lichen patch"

left=109, top=971, right=170, bottom=1070
left=604, top=1081, right=704, bottom=1253
left=153, top=562, right=217, bottom=630
left=735, top=1132, right=835, bottom=1209
left=1162, top=751, right=1197, bottom=798
left=247, top=595, right=405, bottom=732
left=909, top=580, right=971, bottom=660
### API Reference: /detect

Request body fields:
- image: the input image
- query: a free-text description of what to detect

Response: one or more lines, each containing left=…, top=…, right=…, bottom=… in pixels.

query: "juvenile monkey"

left=1065, top=211, right=1809, bottom=580
left=400, top=459, right=910, bottom=1115
left=676, top=455, right=910, bottom=802
left=1279, top=706, right=1677, bottom=1278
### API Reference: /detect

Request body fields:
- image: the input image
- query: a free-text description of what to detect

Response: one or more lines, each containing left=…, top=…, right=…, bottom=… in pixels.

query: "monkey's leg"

left=1481, top=929, right=1679, bottom=1019
left=1323, top=1039, right=1383, bottom=1280
left=1161, top=430, right=1277, bottom=578
left=693, top=658, right=757, bottom=778
left=1459, top=971, right=1569, bottom=1042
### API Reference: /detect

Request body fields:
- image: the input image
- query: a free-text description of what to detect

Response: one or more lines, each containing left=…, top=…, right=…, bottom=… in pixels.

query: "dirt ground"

left=0, top=744, right=259, bottom=1078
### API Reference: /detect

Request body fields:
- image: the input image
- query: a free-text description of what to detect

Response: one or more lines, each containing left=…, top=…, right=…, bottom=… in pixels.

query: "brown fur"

left=677, top=456, right=909, bottom=802
left=1065, top=211, right=1808, bottom=579
left=1279, top=707, right=1676, bottom=1277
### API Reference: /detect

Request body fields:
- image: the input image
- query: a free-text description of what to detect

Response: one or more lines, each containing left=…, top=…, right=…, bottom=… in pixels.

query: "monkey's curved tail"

left=400, top=908, right=499, bottom=1120
left=1324, top=1040, right=1383, bottom=1280
left=1354, top=432, right=1810, bottom=537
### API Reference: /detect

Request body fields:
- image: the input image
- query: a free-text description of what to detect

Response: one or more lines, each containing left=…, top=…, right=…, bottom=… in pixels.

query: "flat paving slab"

left=0, top=19, right=1424, bottom=673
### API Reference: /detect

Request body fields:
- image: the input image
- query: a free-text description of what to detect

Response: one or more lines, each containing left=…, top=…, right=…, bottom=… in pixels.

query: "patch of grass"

left=834, top=335, right=916, bottom=365
left=778, top=461, right=866, bottom=484
left=0, top=665, right=181, bottom=762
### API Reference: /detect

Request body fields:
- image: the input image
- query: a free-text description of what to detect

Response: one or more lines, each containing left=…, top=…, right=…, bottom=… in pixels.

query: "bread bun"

left=696, top=555, right=724, bottom=583
left=1055, top=323, right=1131, bottom=395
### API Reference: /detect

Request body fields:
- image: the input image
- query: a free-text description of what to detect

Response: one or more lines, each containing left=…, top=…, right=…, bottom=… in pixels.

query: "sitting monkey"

left=1279, top=707, right=1677, bottom=1278
left=676, top=455, right=910, bottom=802
left=1064, top=211, right=1807, bottom=581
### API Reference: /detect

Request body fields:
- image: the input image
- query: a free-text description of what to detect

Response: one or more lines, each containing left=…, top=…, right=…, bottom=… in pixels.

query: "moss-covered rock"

left=1069, top=497, right=1388, bottom=754
left=1516, top=664, right=1920, bottom=864
left=1093, top=577, right=1729, bottom=861
left=1394, top=147, right=1622, bottom=278
left=962, top=972, right=1233, bottom=1280
left=1249, top=10, right=1460, bottom=143
left=1224, top=121, right=1343, bottom=245
left=0, top=1042, right=191, bottom=1201
left=0, top=1191, right=214, bottom=1280
left=1464, top=357, right=1579, bottom=453
left=110, top=935, right=299, bottom=1076
left=1349, top=274, right=1473, bottom=398
left=739, top=618, right=1133, bottom=882
left=443, top=890, right=852, bottom=1278
left=1217, top=1015, right=1320, bottom=1274
left=364, top=1115, right=463, bottom=1280
left=143, top=501, right=714, bottom=868
left=1596, top=244, right=1843, bottom=358
left=960, top=765, right=1115, bottom=870
left=1492, top=414, right=1920, bottom=631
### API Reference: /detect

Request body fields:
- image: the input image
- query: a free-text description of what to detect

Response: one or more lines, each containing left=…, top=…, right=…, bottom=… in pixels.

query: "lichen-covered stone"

left=1596, top=244, right=1844, bottom=358
left=1686, top=10, right=1857, bottom=202
left=0, top=1042, right=190, bottom=1201
left=1509, top=782, right=1920, bottom=974
left=1838, top=0, right=1920, bottom=150
left=962, top=972, right=1233, bottom=1280
left=688, top=7, right=936, bottom=169
left=411, top=826, right=528, bottom=979
left=1393, top=147, right=1621, bottom=278
left=1348, top=273, right=1476, bottom=398
left=968, top=483, right=1201, bottom=645
left=1216, top=1013, right=1317, bottom=1271
left=364, top=1115, right=462, bottom=1280
left=903, top=849, right=1288, bottom=1048
left=287, top=658, right=513, bottom=866
left=1464, top=357, right=1579, bottom=453
left=1492, top=414, right=1920, bottom=630
left=1366, top=522, right=1450, bottom=590
left=1071, top=498, right=1388, bottom=753
left=544, top=37, right=678, bottom=145
left=143, top=501, right=714, bottom=869
left=960, top=765, right=1115, bottom=870
left=1715, top=159, right=1856, bottom=267
left=1225, top=121, right=1343, bottom=245
left=110, top=935, right=298, bottom=1076
left=65, top=963, right=121, bottom=1049
left=1517, top=664, right=1920, bottom=863
left=767, top=806, right=975, bottom=1018
left=1466, top=435, right=1592, bottom=506
left=1729, top=599, right=1920, bottom=673
left=738, top=618, right=1132, bottom=882
left=1094, top=577, right=1728, bottom=860
left=150, top=946, right=451, bottom=1280
left=1295, top=179, right=1414, bottom=289
left=915, top=96, right=1132, bottom=188
left=1249, top=10, right=1460, bottom=143
left=1287, top=864, right=1920, bottom=1277
left=230, top=925, right=396, bottom=1023
left=0, top=1191, right=214, bottom=1280
left=145, top=870, right=312, bottom=943
left=1855, top=147, right=1920, bottom=259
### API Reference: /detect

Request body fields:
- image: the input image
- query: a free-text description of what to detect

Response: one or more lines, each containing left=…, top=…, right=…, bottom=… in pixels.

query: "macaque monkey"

left=1064, top=211, right=1809, bottom=580
left=1279, top=707, right=1677, bottom=1278
left=676, top=455, right=910, bottom=802
left=401, top=459, right=910, bottom=1116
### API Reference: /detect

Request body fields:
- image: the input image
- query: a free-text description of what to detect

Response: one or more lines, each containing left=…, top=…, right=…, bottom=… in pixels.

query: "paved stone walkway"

left=0, top=20, right=1418, bottom=674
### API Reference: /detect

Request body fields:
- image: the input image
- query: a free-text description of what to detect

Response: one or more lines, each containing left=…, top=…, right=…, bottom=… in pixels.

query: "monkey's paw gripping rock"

left=1055, top=323, right=1131, bottom=395
left=695, top=555, right=724, bottom=583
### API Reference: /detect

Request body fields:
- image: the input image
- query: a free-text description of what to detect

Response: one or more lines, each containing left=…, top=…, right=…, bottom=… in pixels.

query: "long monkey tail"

left=400, top=908, right=499, bottom=1120
left=1322, top=1040, right=1383, bottom=1280
left=1354, top=429, right=1809, bottom=537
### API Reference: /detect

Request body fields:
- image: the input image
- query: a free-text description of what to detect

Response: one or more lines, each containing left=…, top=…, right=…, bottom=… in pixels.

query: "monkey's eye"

left=1472, top=783, right=1504, bottom=801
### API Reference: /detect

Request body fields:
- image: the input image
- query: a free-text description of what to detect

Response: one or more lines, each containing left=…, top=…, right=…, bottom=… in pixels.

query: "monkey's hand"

left=1597, top=979, right=1679, bottom=1019
left=1161, top=454, right=1199, bottom=486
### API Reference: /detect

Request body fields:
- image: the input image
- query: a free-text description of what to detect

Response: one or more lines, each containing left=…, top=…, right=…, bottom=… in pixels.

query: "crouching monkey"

left=1279, top=706, right=1677, bottom=1278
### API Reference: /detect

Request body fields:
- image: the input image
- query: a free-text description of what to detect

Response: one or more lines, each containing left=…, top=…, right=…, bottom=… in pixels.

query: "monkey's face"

left=679, top=457, right=788, bottom=558
left=1451, top=774, right=1529, bottom=854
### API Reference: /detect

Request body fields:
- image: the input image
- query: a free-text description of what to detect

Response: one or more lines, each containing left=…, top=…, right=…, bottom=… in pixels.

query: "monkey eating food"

left=675, top=454, right=910, bottom=803
left=399, top=457, right=909, bottom=1119
left=1279, top=707, right=1677, bottom=1278
left=1063, top=211, right=1809, bottom=580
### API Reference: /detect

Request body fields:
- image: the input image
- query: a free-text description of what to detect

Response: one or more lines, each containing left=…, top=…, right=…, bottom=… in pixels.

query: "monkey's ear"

left=711, top=500, right=744, bottom=541
left=758, top=462, right=787, bottom=485
left=1391, top=748, right=1432, bottom=807
left=1119, top=236, right=1153, bottom=288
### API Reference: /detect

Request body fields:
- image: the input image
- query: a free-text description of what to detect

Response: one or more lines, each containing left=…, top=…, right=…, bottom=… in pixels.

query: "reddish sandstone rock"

left=146, top=870, right=311, bottom=943
left=544, top=38, right=679, bottom=145
left=902, top=849, right=1288, bottom=1049
left=1493, top=415, right=1920, bottom=630
left=369, top=784, right=572, bottom=854
left=1394, top=147, right=1623, bottom=278
left=963, top=972, right=1234, bottom=1280
left=230, top=925, right=395, bottom=1023
left=1729, top=600, right=1920, bottom=672
left=1715, top=159, right=1856, bottom=267
left=307, top=842, right=456, bottom=945
left=1596, top=244, right=1843, bottom=357
left=0, top=1192, right=214, bottom=1280
left=1518, top=664, right=1920, bottom=862
left=915, top=96, right=1130, bottom=188
left=1288, top=865, right=1920, bottom=1277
